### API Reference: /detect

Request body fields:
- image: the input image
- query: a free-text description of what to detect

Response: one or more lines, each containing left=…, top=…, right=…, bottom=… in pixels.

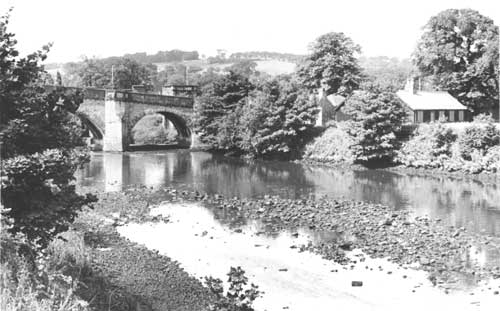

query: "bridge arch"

left=128, top=109, right=192, bottom=147
left=76, top=112, right=104, bottom=140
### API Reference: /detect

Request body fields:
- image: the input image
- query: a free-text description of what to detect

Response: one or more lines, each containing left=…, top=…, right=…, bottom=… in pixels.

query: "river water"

left=77, top=150, right=500, bottom=310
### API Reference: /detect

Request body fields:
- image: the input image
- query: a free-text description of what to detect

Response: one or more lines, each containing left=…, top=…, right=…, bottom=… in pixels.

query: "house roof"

left=396, top=90, right=467, bottom=111
left=318, top=93, right=346, bottom=109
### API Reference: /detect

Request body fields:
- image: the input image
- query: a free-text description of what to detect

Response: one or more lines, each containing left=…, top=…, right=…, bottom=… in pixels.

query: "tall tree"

left=343, top=91, right=407, bottom=163
left=0, top=10, right=95, bottom=246
left=413, top=9, right=499, bottom=114
left=193, top=71, right=253, bottom=148
left=296, top=32, right=363, bottom=96
left=239, top=77, right=319, bottom=158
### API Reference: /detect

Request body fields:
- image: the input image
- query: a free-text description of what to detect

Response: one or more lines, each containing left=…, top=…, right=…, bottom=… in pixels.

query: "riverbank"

left=302, top=122, right=500, bottom=181
left=300, top=158, right=500, bottom=184
left=70, top=187, right=212, bottom=311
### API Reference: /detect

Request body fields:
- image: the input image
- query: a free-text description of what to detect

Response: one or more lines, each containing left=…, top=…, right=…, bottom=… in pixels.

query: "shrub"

left=303, top=124, right=355, bottom=164
left=481, top=146, right=500, bottom=173
left=397, top=123, right=459, bottom=168
left=0, top=208, right=89, bottom=311
left=458, top=122, right=500, bottom=160
left=1, top=149, right=96, bottom=247
left=205, top=267, right=261, bottom=311
left=343, top=91, right=407, bottom=163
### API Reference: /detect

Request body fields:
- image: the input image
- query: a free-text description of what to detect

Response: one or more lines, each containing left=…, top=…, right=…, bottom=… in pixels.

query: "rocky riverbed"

left=166, top=188, right=500, bottom=291
left=75, top=185, right=500, bottom=310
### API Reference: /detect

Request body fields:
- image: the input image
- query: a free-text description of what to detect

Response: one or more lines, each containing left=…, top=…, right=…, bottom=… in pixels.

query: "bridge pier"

left=103, top=91, right=130, bottom=152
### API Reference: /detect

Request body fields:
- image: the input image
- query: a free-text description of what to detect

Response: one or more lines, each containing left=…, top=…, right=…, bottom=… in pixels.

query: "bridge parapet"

left=46, top=86, right=193, bottom=109
left=107, top=90, right=193, bottom=109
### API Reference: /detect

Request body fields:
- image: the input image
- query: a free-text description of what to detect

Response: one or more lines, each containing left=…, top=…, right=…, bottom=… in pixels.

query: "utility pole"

left=111, top=65, right=115, bottom=89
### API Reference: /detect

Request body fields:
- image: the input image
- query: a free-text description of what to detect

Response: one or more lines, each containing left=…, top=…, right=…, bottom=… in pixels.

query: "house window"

left=449, top=110, right=455, bottom=122
left=439, top=111, right=445, bottom=121
left=423, top=111, right=430, bottom=122
left=458, top=110, right=464, bottom=121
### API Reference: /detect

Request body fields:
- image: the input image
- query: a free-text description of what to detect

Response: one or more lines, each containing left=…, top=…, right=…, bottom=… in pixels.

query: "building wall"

left=411, top=109, right=468, bottom=123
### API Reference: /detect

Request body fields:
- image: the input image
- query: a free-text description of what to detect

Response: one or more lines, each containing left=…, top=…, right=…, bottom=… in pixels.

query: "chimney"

left=405, top=77, right=420, bottom=94
left=413, top=77, right=419, bottom=94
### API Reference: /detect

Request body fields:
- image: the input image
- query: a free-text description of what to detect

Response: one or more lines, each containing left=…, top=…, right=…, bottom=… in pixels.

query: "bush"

left=205, top=267, right=260, bottom=311
left=478, top=146, right=500, bottom=173
left=458, top=122, right=500, bottom=160
left=343, top=91, right=407, bottom=163
left=1, top=149, right=96, bottom=247
left=397, top=123, right=458, bottom=168
left=303, top=124, right=355, bottom=164
left=0, top=209, right=89, bottom=311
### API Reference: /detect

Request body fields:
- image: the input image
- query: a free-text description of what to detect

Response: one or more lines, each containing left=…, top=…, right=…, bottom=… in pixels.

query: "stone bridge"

left=64, top=88, right=198, bottom=151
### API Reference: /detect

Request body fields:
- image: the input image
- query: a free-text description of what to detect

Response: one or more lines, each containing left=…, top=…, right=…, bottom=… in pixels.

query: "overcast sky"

left=2, top=0, right=499, bottom=63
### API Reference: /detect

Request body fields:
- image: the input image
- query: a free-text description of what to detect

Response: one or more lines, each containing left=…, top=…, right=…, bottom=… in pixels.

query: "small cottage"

left=396, top=79, right=469, bottom=123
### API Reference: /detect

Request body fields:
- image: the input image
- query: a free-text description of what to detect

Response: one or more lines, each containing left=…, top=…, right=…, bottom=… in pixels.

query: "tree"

left=413, top=9, right=499, bottom=114
left=238, top=77, right=319, bottom=158
left=226, top=60, right=258, bottom=77
left=359, top=56, right=412, bottom=92
left=193, top=71, right=253, bottom=149
left=56, top=70, right=62, bottom=86
left=343, top=91, right=407, bottom=163
left=0, top=10, right=95, bottom=247
left=296, top=32, right=364, bottom=96
left=71, top=56, right=155, bottom=89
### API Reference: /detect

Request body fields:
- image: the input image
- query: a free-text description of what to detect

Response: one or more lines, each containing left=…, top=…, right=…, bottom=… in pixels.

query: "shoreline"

left=299, top=158, right=500, bottom=184
left=73, top=187, right=212, bottom=311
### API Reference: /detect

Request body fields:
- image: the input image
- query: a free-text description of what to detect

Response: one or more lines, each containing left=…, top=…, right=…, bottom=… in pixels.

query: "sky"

left=1, top=0, right=499, bottom=63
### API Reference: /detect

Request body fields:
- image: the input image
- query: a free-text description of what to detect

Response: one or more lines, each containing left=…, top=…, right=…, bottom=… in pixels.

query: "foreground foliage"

left=0, top=9, right=95, bottom=247
left=205, top=267, right=261, bottom=311
left=1, top=9, right=95, bottom=311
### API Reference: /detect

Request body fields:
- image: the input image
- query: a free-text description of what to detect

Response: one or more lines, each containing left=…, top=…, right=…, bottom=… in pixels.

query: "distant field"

left=255, top=60, right=296, bottom=75
left=154, top=59, right=296, bottom=76
left=46, top=58, right=297, bottom=82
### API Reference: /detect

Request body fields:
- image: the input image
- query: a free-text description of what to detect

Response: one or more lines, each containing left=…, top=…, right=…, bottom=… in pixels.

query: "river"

left=76, top=150, right=500, bottom=310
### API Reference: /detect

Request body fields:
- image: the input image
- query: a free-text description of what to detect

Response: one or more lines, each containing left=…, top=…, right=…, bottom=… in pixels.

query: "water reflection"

left=76, top=151, right=500, bottom=237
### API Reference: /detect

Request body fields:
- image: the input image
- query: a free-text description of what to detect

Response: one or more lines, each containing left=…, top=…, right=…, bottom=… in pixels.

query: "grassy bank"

left=303, top=120, right=500, bottom=176
left=1, top=187, right=212, bottom=311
